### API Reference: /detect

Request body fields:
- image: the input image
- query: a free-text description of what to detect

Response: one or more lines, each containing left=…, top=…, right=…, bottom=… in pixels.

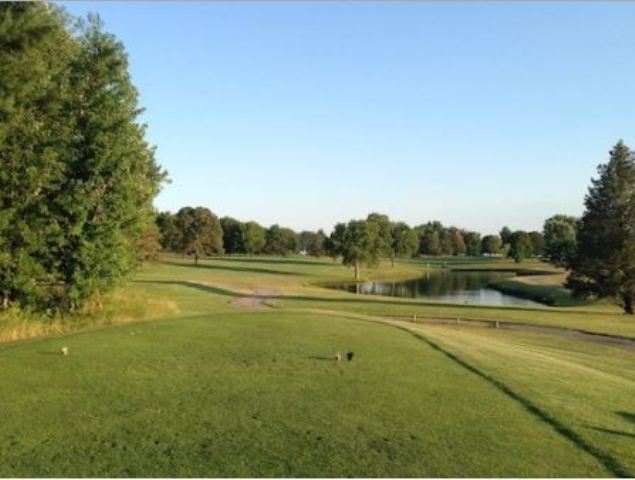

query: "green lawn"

left=2, top=255, right=635, bottom=477
left=0, top=312, right=611, bottom=477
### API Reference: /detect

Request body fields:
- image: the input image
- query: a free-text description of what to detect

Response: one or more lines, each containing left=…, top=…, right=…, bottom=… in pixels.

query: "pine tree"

left=567, top=141, right=635, bottom=314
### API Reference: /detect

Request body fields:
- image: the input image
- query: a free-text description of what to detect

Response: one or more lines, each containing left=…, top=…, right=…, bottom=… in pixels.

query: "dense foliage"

left=543, top=215, right=578, bottom=267
left=567, top=141, right=635, bottom=313
left=0, top=4, right=165, bottom=311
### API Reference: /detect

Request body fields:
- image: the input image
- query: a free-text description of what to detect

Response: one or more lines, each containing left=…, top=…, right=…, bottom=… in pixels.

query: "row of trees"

left=156, top=208, right=306, bottom=261
left=155, top=209, right=564, bottom=266
left=0, top=5, right=165, bottom=312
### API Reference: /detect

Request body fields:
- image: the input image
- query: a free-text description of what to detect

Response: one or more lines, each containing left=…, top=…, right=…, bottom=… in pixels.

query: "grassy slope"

left=0, top=312, right=608, bottom=477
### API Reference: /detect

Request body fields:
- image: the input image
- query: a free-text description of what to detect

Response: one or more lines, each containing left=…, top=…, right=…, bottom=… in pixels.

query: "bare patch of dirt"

left=231, top=288, right=280, bottom=309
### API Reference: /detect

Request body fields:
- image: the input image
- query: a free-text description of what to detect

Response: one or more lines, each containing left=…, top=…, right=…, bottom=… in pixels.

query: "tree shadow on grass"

left=617, top=411, right=635, bottom=424
left=205, top=256, right=337, bottom=267
left=134, top=280, right=241, bottom=298
left=587, top=413, right=635, bottom=440
left=397, top=326, right=633, bottom=478
left=163, top=260, right=302, bottom=276
left=588, top=427, right=635, bottom=439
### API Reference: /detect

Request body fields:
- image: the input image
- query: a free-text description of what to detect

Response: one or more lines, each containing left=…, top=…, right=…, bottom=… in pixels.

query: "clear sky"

left=62, top=1, right=635, bottom=235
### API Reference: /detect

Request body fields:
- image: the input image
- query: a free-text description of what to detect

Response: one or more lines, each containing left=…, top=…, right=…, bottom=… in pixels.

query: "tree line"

left=155, top=209, right=574, bottom=276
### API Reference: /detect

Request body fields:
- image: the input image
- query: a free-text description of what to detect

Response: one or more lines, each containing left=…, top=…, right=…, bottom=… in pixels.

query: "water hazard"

left=331, top=270, right=546, bottom=307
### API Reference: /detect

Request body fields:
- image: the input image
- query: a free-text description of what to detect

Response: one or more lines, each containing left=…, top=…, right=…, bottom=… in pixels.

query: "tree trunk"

left=624, top=293, right=634, bottom=315
left=1, top=291, right=8, bottom=310
left=355, top=261, right=360, bottom=281
left=194, top=252, right=199, bottom=265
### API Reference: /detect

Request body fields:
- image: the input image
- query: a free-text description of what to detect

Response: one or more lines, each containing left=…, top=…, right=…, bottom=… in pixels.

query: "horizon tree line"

left=155, top=208, right=560, bottom=272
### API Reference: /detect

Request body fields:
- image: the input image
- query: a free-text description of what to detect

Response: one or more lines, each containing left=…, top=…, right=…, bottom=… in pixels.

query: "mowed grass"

left=0, top=312, right=609, bottom=477
left=416, top=324, right=635, bottom=476
left=3, top=255, right=635, bottom=477
left=136, top=256, right=635, bottom=338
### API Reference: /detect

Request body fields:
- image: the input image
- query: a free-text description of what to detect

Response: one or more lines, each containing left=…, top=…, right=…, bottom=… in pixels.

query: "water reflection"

left=336, top=270, right=545, bottom=307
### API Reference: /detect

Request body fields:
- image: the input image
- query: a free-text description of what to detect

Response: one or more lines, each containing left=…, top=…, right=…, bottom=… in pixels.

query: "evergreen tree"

left=567, top=141, right=635, bottom=313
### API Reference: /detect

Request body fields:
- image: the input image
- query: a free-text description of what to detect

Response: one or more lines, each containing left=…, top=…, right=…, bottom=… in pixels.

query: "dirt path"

left=231, top=288, right=280, bottom=308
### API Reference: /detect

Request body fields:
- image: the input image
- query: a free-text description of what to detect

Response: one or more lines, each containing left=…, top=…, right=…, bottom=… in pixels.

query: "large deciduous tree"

left=220, top=217, right=245, bottom=255
left=242, top=221, right=266, bottom=255
left=528, top=231, right=544, bottom=257
left=463, top=231, right=482, bottom=257
left=326, top=223, right=346, bottom=261
left=391, top=222, right=419, bottom=264
left=174, top=207, right=223, bottom=263
left=264, top=225, right=298, bottom=256
left=340, top=220, right=381, bottom=280
left=567, top=141, right=635, bottom=314
left=481, top=235, right=502, bottom=256
left=509, top=231, right=531, bottom=263
left=156, top=211, right=178, bottom=251
left=366, top=213, right=393, bottom=260
left=306, top=230, right=327, bottom=257
left=543, top=215, right=578, bottom=267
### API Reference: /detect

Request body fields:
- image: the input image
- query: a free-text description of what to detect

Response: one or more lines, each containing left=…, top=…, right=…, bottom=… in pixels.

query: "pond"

left=331, top=270, right=546, bottom=308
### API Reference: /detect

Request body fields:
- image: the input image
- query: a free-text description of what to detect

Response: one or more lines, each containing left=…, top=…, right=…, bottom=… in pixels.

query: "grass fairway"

left=2, top=255, right=635, bottom=477
left=0, top=312, right=609, bottom=477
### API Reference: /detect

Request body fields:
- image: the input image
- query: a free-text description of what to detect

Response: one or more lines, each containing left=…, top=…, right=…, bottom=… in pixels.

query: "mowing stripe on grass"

left=396, top=326, right=632, bottom=478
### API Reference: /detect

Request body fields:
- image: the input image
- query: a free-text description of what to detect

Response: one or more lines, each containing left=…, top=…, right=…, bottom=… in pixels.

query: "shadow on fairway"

left=617, top=411, right=635, bottom=424
left=163, top=260, right=303, bottom=276
left=589, top=426, right=635, bottom=439
left=134, top=280, right=242, bottom=297
left=398, top=326, right=633, bottom=478
left=205, top=257, right=337, bottom=267
left=307, top=355, right=337, bottom=361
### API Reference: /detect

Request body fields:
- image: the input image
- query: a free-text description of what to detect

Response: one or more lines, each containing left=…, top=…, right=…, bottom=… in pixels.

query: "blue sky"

left=62, top=2, right=635, bottom=235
